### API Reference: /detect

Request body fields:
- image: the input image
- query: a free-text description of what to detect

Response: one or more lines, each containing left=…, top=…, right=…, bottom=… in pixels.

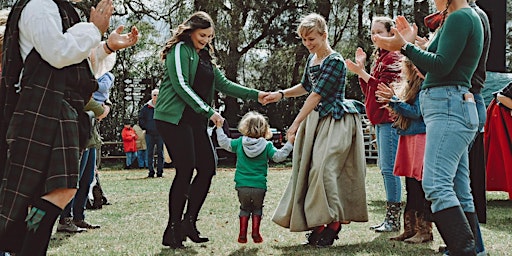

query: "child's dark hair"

left=238, top=111, right=272, bottom=139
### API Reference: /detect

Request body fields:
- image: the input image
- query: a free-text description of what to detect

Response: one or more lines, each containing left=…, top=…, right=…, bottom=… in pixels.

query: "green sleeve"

left=167, top=42, right=215, bottom=118
left=405, top=11, right=471, bottom=76
left=213, top=68, right=259, bottom=101
left=84, top=98, right=104, bottom=117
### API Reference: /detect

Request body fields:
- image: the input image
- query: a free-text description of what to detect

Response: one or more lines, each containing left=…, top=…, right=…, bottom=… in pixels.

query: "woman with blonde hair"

left=266, top=13, right=368, bottom=247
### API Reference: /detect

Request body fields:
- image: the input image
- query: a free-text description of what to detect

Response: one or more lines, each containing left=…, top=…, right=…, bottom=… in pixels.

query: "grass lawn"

left=47, top=164, right=512, bottom=255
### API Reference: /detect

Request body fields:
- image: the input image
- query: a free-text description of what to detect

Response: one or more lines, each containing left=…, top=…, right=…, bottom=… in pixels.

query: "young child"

left=121, top=120, right=138, bottom=169
left=216, top=111, right=294, bottom=244
left=375, top=58, right=432, bottom=243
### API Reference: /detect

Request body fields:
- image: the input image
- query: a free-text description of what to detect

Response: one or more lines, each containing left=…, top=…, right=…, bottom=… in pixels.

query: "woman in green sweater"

left=373, top=0, right=483, bottom=254
left=155, top=11, right=268, bottom=249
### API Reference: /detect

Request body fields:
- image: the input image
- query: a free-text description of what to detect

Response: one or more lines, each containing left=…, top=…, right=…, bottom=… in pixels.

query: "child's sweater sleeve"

left=271, top=142, right=293, bottom=162
left=216, top=127, right=233, bottom=152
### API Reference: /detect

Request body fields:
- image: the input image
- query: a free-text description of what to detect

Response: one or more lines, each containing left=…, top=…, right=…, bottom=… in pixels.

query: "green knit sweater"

left=403, top=8, right=483, bottom=90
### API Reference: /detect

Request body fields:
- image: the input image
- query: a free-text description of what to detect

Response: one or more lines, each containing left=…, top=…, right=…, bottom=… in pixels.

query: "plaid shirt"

left=301, top=53, right=364, bottom=120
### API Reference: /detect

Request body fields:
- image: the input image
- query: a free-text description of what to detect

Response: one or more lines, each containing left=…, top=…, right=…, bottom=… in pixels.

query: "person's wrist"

left=400, top=42, right=410, bottom=54
left=105, top=41, right=116, bottom=53
left=278, top=90, right=285, bottom=100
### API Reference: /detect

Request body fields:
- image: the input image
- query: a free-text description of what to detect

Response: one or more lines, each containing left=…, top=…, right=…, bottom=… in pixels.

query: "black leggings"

left=155, top=120, right=216, bottom=223
left=404, top=177, right=430, bottom=215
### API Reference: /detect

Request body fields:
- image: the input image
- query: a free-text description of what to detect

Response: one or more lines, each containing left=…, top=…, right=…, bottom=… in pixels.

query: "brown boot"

left=251, top=214, right=263, bottom=243
left=390, top=210, right=417, bottom=241
left=404, top=212, right=433, bottom=243
left=238, top=215, right=249, bottom=243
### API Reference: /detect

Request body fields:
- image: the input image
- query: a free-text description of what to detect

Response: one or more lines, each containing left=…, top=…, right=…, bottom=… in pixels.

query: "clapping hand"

left=90, top=0, right=114, bottom=35
left=395, top=16, right=417, bottom=44
left=345, top=47, right=366, bottom=75
left=106, top=25, right=139, bottom=51
left=375, top=82, right=394, bottom=103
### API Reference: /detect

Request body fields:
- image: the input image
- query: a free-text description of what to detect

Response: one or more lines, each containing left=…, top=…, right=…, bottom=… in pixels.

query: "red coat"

left=359, top=49, right=402, bottom=125
left=484, top=99, right=512, bottom=199
left=122, top=127, right=138, bottom=153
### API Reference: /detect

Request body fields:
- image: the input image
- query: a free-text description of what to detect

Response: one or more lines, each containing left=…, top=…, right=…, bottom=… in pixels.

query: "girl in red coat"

left=122, top=120, right=138, bottom=169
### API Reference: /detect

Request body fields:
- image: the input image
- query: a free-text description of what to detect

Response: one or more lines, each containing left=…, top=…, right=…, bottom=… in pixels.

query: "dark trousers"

left=236, top=187, right=266, bottom=216
left=146, top=133, right=164, bottom=176
left=404, top=177, right=430, bottom=215
left=155, top=120, right=216, bottom=223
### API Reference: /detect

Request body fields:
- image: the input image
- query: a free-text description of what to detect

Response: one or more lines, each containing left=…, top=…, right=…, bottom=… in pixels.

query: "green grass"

left=47, top=164, right=512, bottom=255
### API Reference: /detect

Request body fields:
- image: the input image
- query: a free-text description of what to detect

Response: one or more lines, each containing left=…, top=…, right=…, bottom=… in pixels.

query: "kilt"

left=0, top=64, right=81, bottom=252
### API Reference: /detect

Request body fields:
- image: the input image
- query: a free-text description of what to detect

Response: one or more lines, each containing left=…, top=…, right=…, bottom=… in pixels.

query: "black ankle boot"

left=181, top=215, right=209, bottom=243
left=162, top=222, right=184, bottom=249
left=316, top=226, right=341, bottom=247
left=433, top=206, right=476, bottom=256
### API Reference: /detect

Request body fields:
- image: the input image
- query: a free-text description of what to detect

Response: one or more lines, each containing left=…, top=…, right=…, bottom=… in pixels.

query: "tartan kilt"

left=0, top=78, right=80, bottom=252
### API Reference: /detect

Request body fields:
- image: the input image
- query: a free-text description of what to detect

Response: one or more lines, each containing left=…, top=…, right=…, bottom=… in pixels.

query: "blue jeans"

left=125, top=151, right=137, bottom=167
left=137, top=149, right=148, bottom=168
left=420, top=86, right=478, bottom=213
left=375, top=123, right=401, bottom=203
left=61, top=148, right=96, bottom=220
left=146, top=133, right=164, bottom=176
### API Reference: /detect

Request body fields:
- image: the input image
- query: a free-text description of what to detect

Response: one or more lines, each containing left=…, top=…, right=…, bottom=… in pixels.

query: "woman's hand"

left=262, top=91, right=282, bottom=105
left=90, top=0, right=113, bottom=35
left=286, top=122, right=299, bottom=140
left=210, top=112, right=225, bottom=128
left=395, top=16, right=417, bottom=44
left=415, top=35, right=429, bottom=50
left=258, top=91, right=271, bottom=105
left=372, top=27, right=407, bottom=52
left=346, top=47, right=366, bottom=75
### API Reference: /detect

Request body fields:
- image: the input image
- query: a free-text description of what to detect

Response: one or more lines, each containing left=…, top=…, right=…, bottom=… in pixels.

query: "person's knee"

left=41, top=188, right=77, bottom=209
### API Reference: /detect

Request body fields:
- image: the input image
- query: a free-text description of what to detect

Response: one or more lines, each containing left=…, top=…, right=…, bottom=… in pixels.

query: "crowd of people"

left=0, top=0, right=509, bottom=255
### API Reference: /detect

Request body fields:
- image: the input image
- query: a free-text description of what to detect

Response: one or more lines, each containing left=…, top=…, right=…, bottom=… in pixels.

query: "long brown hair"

left=161, top=11, right=215, bottom=61
left=393, top=58, right=424, bottom=131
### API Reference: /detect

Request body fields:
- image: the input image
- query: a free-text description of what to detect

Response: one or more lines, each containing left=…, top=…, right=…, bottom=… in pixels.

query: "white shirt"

left=18, top=0, right=110, bottom=70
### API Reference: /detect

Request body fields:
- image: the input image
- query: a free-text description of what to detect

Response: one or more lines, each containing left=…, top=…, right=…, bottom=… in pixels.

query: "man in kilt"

left=0, top=0, right=138, bottom=254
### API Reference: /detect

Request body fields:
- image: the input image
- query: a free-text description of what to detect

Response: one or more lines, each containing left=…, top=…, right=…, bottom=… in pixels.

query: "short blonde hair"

left=297, top=13, right=327, bottom=38
left=238, top=111, right=272, bottom=139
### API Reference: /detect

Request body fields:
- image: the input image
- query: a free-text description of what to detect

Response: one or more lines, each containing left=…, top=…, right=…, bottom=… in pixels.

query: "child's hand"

left=215, top=118, right=224, bottom=128
left=287, top=133, right=296, bottom=144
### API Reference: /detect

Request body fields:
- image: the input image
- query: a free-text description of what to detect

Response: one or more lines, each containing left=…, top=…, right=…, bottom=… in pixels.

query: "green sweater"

left=154, top=41, right=260, bottom=124
left=403, top=8, right=483, bottom=90
left=231, top=139, right=277, bottom=190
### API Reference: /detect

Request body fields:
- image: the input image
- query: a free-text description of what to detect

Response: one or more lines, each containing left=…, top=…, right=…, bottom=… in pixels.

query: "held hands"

left=286, top=133, right=296, bottom=144
left=258, top=91, right=271, bottom=105
left=286, top=123, right=299, bottom=142
left=210, top=112, right=225, bottom=128
left=90, top=0, right=114, bottom=35
left=106, top=25, right=140, bottom=52
left=262, top=91, right=282, bottom=105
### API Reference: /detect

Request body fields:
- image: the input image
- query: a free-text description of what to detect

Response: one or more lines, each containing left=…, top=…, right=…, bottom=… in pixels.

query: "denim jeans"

left=61, top=148, right=96, bottom=220
left=125, top=151, right=137, bottom=167
left=146, top=133, right=164, bottom=176
left=420, top=86, right=478, bottom=213
left=375, top=123, right=401, bottom=203
left=137, top=149, right=147, bottom=168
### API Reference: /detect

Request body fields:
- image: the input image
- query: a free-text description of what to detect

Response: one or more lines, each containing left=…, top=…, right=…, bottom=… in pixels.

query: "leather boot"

left=433, top=206, right=476, bottom=256
left=390, top=210, right=417, bottom=241
left=404, top=212, right=433, bottom=243
left=375, top=202, right=402, bottom=232
left=238, top=216, right=249, bottom=243
left=181, top=215, right=209, bottom=243
left=302, top=225, right=325, bottom=246
left=251, top=214, right=263, bottom=243
left=162, top=222, right=184, bottom=249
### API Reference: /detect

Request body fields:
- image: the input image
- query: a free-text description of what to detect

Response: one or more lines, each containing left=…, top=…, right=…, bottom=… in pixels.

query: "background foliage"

left=1, top=0, right=511, bottom=149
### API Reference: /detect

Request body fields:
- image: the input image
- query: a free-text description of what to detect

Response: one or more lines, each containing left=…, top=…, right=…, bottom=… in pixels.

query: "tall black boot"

left=18, top=198, right=62, bottom=256
left=465, top=212, right=479, bottom=252
left=162, top=222, right=184, bottom=249
left=181, top=214, right=209, bottom=243
left=433, top=206, right=476, bottom=256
